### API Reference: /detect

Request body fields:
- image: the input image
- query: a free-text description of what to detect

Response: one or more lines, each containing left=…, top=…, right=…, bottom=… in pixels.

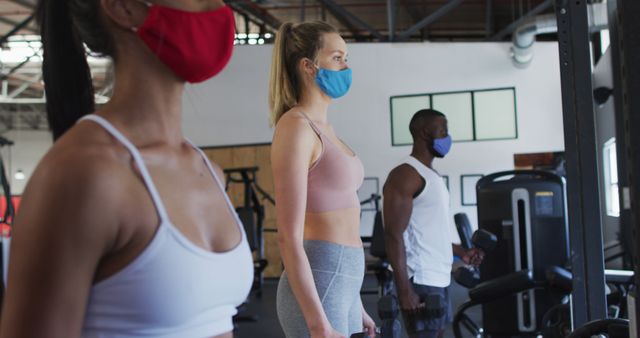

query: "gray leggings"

left=277, top=240, right=365, bottom=337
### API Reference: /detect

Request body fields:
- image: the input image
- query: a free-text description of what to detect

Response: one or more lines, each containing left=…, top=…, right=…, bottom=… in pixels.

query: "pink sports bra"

left=301, top=112, right=365, bottom=213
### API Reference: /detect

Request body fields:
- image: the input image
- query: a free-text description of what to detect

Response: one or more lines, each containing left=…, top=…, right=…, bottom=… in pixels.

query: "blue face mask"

left=315, top=67, right=352, bottom=99
left=433, top=135, right=452, bottom=157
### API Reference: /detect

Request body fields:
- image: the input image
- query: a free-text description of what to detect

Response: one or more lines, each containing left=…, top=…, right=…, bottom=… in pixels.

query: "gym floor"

left=234, top=275, right=481, bottom=338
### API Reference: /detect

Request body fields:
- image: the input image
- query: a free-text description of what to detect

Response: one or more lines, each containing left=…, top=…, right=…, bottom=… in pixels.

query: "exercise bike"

left=453, top=266, right=634, bottom=338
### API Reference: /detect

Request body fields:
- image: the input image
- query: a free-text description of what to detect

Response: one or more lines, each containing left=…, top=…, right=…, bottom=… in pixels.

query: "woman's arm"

left=271, top=115, right=333, bottom=335
left=0, top=147, right=122, bottom=338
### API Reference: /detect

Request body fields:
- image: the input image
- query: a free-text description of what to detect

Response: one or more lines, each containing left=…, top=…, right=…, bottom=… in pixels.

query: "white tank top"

left=400, top=156, right=453, bottom=287
left=79, top=115, right=254, bottom=338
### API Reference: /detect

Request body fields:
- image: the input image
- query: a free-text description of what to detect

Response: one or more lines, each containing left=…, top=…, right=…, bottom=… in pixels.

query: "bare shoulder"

left=270, top=110, right=320, bottom=173
left=18, top=122, right=135, bottom=237
left=273, top=110, right=315, bottom=140
left=37, top=122, right=131, bottom=193
left=384, top=164, right=423, bottom=195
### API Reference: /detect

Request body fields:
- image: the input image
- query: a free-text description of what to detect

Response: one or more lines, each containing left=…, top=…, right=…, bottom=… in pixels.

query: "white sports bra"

left=79, top=115, right=254, bottom=338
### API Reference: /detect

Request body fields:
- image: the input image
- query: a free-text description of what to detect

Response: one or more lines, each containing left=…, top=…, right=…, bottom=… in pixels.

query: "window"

left=474, top=89, right=518, bottom=140
left=603, top=138, right=619, bottom=217
left=600, top=29, right=610, bottom=55
left=390, top=95, right=431, bottom=146
left=390, top=87, right=517, bottom=146
left=433, top=92, right=474, bottom=141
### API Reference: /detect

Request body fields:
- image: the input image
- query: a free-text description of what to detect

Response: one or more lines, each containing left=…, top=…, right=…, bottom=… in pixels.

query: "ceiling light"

left=14, top=170, right=25, bottom=180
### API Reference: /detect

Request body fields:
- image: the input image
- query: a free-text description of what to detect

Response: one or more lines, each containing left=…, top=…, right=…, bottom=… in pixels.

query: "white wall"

left=183, top=42, right=566, bottom=232
left=3, top=129, right=52, bottom=195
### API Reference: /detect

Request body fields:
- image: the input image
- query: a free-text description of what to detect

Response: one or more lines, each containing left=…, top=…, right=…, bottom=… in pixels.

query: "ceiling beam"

left=399, top=0, right=423, bottom=25
left=316, top=0, right=360, bottom=40
left=8, top=73, right=40, bottom=98
left=398, top=0, right=426, bottom=39
left=0, top=17, right=36, bottom=34
left=397, top=0, right=464, bottom=41
left=226, top=0, right=281, bottom=31
left=0, top=15, right=33, bottom=46
left=489, top=0, right=553, bottom=41
left=7, top=0, right=34, bottom=10
left=485, top=0, right=493, bottom=38
left=387, top=0, right=397, bottom=41
left=316, top=0, right=384, bottom=41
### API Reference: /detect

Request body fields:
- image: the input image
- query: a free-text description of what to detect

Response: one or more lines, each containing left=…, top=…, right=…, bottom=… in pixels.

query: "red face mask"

left=136, top=2, right=236, bottom=83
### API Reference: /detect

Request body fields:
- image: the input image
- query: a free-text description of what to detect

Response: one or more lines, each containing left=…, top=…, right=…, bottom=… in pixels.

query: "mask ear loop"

left=309, top=59, right=321, bottom=78
left=130, top=0, right=152, bottom=33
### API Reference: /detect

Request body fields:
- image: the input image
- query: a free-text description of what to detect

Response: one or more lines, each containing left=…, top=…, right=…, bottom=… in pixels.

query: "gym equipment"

left=224, top=166, right=273, bottom=297
left=453, top=227, right=497, bottom=288
left=476, top=170, right=569, bottom=335
left=364, top=207, right=394, bottom=298
left=453, top=269, right=537, bottom=338
left=402, top=294, right=445, bottom=334
left=376, top=294, right=401, bottom=338
left=453, top=266, right=636, bottom=338
left=568, top=318, right=629, bottom=338
left=374, top=292, right=446, bottom=337
left=225, top=167, right=273, bottom=325
left=607, top=0, right=640, bottom=330
left=454, top=213, right=474, bottom=249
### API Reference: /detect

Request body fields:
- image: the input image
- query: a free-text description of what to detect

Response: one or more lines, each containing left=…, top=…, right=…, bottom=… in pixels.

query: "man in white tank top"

left=383, top=109, right=484, bottom=338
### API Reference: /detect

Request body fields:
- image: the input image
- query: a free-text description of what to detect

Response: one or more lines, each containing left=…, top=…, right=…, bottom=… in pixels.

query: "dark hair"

left=36, top=0, right=114, bottom=140
left=409, top=108, right=446, bottom=138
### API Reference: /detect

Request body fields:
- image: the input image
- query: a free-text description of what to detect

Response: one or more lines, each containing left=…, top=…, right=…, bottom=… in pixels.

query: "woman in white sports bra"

left=0, top=1, right=253, bottom=338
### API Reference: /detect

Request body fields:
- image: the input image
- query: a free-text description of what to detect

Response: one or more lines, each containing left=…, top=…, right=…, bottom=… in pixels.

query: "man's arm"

left=383, top=165, right=424, bottom=311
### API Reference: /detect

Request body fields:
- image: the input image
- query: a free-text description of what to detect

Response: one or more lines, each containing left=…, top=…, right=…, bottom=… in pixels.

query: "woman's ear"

left=100, top=0, right=148, bottom=31
left=298, top=58, right=316, bottom=78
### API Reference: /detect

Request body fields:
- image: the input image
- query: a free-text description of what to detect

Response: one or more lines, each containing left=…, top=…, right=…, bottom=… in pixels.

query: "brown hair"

left=268, top=21, right=339, bottom=125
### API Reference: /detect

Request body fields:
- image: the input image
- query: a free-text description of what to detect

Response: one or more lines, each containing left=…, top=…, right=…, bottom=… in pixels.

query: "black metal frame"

left=609, top=0, right=640, bottom=329
left=554, top=0, right=607, bottom=327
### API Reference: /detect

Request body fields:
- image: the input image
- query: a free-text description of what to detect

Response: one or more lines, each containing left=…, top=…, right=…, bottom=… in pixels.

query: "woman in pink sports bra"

left=0, top=1, right=253, bottom=337
left=269, top=21, right=376, bottom=338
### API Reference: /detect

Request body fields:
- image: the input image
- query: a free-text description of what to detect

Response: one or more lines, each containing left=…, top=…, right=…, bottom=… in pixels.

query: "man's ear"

left=100, top=0, right=148, bottom=31
left=420, top=126, right=432, bottom=141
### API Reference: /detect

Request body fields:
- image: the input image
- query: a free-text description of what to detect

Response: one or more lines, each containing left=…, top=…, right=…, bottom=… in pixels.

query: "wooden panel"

left=201, top=144, right=282, bottom=277
left=264, top=233, right=281, bottom=277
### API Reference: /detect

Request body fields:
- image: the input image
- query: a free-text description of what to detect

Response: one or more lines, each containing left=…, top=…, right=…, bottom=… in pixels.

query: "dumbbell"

left=402, top=293, right=446, bottom=334
left=350, top=294, right=402, bottom=338
left=377, top=294, right=401, bottom=338
left=453, top=229, right=497, bottom=288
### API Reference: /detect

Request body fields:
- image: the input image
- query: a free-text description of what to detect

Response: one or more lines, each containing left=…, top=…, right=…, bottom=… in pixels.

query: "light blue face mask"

left=433, top=135, right=452, bottom=157
left=315, top=67, right=352, bottom=99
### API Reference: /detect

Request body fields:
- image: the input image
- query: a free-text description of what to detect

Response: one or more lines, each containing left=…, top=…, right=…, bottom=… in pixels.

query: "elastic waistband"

left=303, top=239, right=362, bottom=251
left=303, top=239, right=364, bottom=278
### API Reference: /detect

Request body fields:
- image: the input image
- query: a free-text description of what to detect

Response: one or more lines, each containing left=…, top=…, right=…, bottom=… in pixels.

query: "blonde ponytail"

left=269, top=23, right=296, bottom=126
left=268, top=21, right=338, bottom=126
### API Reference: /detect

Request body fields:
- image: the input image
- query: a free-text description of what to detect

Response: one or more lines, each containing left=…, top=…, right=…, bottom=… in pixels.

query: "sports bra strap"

left=79, top=115, right=170, bottom=222
left=299, top=112, right=323, bottom=136
left=184, top=138, right=244, bottom=231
